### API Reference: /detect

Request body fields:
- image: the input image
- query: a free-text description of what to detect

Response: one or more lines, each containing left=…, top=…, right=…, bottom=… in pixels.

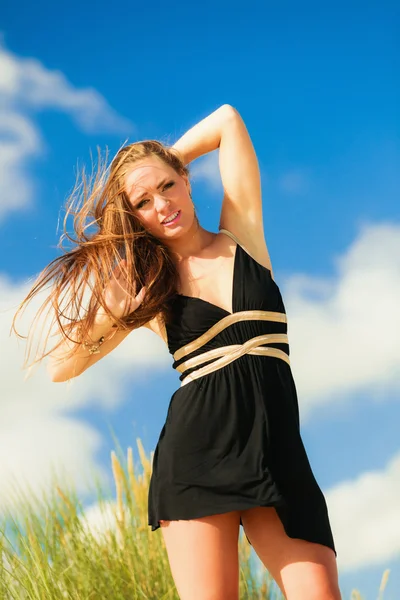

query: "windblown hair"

left=11, top=140, right=190, bottom=371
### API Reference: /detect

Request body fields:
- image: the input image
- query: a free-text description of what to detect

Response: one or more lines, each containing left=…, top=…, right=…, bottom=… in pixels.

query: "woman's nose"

left=154, top=194, right=170, bottom=210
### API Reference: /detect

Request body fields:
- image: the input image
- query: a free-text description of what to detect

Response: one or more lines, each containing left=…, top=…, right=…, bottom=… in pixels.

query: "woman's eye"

left=135, top=182, right=173, bottom=209
left=137, top=198, right=149, bottom=209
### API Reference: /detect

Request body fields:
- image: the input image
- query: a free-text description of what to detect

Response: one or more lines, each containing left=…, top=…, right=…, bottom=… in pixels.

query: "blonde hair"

left=11, top=140, right=190, bottom=370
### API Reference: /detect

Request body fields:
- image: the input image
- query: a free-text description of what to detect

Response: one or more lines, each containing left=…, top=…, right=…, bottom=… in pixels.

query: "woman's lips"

left=162, top=210, right=181, bottom=226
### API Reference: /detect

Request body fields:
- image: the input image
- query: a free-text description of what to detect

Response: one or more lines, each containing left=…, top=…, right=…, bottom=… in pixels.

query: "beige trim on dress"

left=173, top=310, right=290, bottom=387
left=174, top=310, right=287, bottom=361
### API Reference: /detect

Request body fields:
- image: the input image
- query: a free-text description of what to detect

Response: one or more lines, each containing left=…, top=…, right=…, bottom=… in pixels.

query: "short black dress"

left=148, top=229, right=336, bottom=556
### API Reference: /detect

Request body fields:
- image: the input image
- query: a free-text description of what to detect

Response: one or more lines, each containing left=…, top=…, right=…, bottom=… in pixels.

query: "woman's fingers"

left=134, top=286, right=147, bottom=306
left=111, top=260, right=124, bottom=284
left=107, top=261, right=146, bottom=317
left=119, top=285, right=146, bottom=314
left=111, top=260, right=131, bottom=293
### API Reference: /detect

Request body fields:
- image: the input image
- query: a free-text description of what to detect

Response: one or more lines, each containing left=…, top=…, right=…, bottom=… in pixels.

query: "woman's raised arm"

left=171, top=104, right=232, bottom=165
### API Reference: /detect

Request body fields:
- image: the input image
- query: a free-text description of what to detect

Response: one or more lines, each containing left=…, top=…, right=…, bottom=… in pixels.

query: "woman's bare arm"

left=47, top=317, right=130, bottom=383
left=217, top=107, right=274, bottom=277
left=47, top=258, right=150, bottom=382
left=171, top=104, right=232, bottom=165
left=178, top=104, right=274, bottom=278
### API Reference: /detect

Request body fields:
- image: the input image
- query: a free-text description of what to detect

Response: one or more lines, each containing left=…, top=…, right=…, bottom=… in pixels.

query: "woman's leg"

left=240, top=506, right=341, bottom=600
left=160, top=510, right=241, bottom=600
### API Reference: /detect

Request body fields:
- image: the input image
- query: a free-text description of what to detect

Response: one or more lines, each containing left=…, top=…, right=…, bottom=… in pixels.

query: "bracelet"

left=77, top=325, right=118, bottom=355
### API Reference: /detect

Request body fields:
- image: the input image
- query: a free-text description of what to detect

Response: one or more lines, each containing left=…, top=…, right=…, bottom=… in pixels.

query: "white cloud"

left=0, top=111, right=42, bottom=220
left=0, top=43, right=133, bottom=222
left=79, top=500, right=123, bottom=543
left=326, top=450, right=400, bottom=571
left=0, top=274, right=169, bottom=514
left=283, top=221, right=400, bottom=417
left=0, top=44, right=133, bottom=134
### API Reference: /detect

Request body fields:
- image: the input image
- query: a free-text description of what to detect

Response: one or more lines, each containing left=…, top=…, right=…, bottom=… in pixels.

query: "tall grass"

left=0, top=439, right=390, bottom=599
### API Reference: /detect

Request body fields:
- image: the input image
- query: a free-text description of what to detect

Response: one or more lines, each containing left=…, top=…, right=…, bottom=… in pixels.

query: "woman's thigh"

left=159, top=510, right=241, bottom=600
left=240, top=507, right=341, bottom=600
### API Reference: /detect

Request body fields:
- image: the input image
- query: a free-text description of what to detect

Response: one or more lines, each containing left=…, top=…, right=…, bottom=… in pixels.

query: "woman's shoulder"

left=219, top=224, right=275, bottom=280
left=142, top=313, right=168, bottom=344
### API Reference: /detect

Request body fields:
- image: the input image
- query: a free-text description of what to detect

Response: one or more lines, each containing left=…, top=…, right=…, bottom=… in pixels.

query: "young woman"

left=13, top=104, right=341, bottom=599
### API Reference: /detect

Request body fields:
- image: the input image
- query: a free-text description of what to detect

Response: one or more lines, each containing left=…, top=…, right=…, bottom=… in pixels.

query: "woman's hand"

left=95, top=259, right=146, bottom=324
left=171, top=104, right=233, bottom=165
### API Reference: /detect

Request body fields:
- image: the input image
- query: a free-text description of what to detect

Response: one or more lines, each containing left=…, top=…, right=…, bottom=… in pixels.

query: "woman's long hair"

left=11, top=140, right=190, bottom=371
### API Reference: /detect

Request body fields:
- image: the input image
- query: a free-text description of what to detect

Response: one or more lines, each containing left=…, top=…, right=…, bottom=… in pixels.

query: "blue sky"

left=0, top=1, right=399, bottom=598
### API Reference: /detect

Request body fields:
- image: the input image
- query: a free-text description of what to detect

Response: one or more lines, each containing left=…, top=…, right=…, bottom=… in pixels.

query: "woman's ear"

left=182, top=174, right=192, bottom=198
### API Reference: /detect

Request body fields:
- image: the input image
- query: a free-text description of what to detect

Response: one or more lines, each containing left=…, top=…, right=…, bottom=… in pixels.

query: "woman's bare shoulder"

left=142, top=314, right=168, bottom=344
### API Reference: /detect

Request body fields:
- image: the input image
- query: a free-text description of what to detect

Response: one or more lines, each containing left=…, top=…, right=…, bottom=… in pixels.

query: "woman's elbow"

left=46, top=362, right=79, bottom=383
left=47, top=365, right=66, bottom=382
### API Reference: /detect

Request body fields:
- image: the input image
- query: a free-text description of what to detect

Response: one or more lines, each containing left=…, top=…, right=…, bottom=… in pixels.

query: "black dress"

left=148, top=229, right=336, bottom=556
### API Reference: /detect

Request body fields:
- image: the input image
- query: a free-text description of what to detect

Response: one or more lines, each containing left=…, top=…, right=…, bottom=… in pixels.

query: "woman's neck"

left=166, top=223, right=217, bottom=262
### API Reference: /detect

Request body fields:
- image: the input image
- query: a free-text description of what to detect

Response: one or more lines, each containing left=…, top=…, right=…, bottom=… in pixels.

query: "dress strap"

left=219, top=226, right=274, bottom=279
left=219, top=228, right=255, bottom=260
left=219, top=228, right=252, bottom=256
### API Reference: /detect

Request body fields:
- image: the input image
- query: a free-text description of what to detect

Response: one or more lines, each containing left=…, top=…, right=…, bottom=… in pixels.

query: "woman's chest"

left=165, top=245, right=286, bottom=352
left=176, top=248, right=237, bottom=315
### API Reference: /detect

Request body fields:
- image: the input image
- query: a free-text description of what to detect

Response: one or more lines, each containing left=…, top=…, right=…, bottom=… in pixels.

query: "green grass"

left=0, top=439, right=390, bottom=599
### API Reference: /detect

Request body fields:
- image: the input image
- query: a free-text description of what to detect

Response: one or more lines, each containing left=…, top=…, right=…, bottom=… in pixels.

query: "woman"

left=13, top=104, right=341, bottom=599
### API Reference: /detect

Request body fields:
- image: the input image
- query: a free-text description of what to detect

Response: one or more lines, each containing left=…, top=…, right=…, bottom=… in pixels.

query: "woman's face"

left=124, top=155, right=195, bottom=240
